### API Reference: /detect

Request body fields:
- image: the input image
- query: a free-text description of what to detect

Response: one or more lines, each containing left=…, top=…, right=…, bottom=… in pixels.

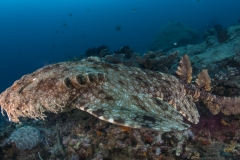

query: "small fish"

left=132, top=9, right=138, bottom=12
left=115, top=25, right=121, bottom=31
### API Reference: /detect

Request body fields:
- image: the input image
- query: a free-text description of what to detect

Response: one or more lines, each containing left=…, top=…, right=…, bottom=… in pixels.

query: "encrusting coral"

left=1, top=53, right=240, bottom=133
left=1, top=126, right=40, bottom=150
left=136, top=51, right=178, bottom=71
left=213, top=66, right=240, bottom=96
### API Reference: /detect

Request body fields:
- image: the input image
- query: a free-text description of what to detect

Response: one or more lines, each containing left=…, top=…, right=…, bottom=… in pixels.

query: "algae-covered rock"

left=148, top=21, right=199, bottom=52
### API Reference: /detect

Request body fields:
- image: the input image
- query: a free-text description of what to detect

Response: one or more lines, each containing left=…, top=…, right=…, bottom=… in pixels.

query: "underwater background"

left=0, top=0, right=239, bottom=92
left=1, top=1, right=240, bottom=159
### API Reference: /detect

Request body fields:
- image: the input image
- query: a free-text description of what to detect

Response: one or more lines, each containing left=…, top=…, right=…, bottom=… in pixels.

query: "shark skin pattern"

left=0, top=56, right=239, bottom=132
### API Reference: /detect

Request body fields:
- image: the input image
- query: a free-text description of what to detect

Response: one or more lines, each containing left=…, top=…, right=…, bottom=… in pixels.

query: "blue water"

left=0, top=0, right=239, bottom=93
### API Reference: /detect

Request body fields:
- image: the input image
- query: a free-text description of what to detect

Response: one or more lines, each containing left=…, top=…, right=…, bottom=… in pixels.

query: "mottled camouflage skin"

left=0, top=56, right=229, bottom=132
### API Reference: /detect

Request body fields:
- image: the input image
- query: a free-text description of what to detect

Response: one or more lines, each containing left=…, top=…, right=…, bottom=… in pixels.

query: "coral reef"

left=2, top=23, right=240, bottom=160
left=104, top=50, right=179, bottom=73
left=104, top=52, right=137, bottom=66
left=0, top=110, right=199, bottom=159
left=202, top=141, right=225, bottom=159
left=1, top=126, right=40, bottom=150
left=212, top=66, right=240, bottom=96
left=136, top=51, right=178, bottom=72
left=114, top=45, right=134, bottom=59
left=104, top=46, right=138, bottom=67
left=85, top=45, right=111, bottom=58
left=84, top=46, right=179, bottom=73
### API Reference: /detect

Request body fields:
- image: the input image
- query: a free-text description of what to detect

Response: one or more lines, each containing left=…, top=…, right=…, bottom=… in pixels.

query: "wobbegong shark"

left=0, top=54, right=240, bottom=131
